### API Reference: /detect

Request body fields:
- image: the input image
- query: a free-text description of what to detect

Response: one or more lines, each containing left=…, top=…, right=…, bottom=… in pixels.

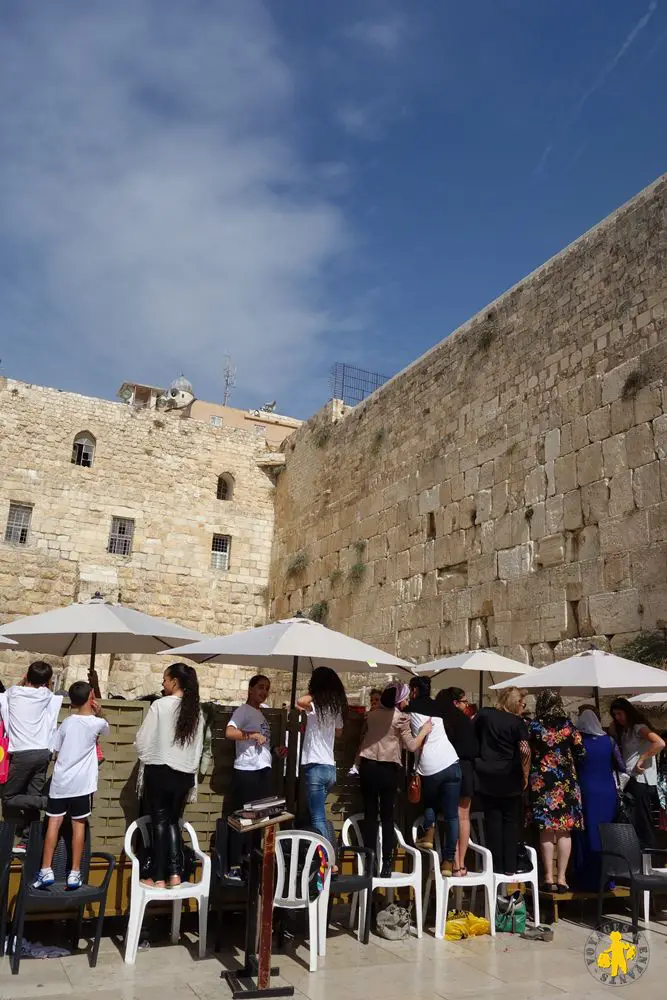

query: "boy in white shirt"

left=32, top=681, right=108, bottom=890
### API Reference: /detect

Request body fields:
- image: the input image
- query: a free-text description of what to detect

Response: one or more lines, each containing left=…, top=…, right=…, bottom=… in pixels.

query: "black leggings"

left=358, top=758, right=400, bottom=863
left=143, top=765, right=193, bottom=882
left=480, top=793, right=522, bottom=875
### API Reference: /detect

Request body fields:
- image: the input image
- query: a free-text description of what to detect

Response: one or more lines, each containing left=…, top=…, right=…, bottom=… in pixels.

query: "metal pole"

left=289, top=655, right=298, bottom=710
left=594, top=687, right=600, bottom=714
left=479, top=671, right=484, bottom=709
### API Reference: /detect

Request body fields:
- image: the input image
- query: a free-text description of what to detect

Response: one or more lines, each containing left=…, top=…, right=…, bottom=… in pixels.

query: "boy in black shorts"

left=32, top=681, right=108, bottom=890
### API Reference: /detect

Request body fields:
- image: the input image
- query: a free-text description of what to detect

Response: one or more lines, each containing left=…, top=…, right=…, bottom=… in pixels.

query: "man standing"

left=0, top=661, right=63, bottom=851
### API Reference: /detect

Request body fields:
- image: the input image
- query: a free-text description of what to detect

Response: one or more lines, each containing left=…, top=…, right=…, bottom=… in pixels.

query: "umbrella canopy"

left=0, top=596, right=206, bottom=663
left=0, top=635, right=17, bottom=648
left=414, top=649, right=536, bottom=704
left=490, top=649, right=667, bottom=696
left=164, top=616, right=414, bottom=706
left=629, top=692, right=667, bottom=705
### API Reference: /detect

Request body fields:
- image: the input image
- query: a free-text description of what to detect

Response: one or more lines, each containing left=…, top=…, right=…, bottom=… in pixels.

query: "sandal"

left=521, top=925, right=554, bottom=942
left=453, top=867, right=468, bottom=877
left=168, top=876, right=182, bottom=888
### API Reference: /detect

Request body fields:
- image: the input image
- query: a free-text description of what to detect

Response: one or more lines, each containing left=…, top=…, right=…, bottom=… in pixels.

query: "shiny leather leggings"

left=143, top=766, right=191, bottom=882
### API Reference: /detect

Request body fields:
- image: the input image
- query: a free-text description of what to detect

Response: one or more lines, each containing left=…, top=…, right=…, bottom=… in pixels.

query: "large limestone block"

left=545, top=428, right=561, bottom=462
left=626, top=423, right=656, bottom=469
left=581, top=480, right=610, bottom=524
left=588, top=590, right=641, bottom=634
left=497, top=542, right=534, bottom=580
left=524, top=465, right=547, bottom=504
left=587, top=406, right=611, bottom=442
left=608, top=471, right=635, bottom=518
left=653, top=415, right=667, bottom=460
left=535, top=534, right=566, bottom=568
left=602, top=434, right=628, bottom=478
left=633, top=461, right=662, bottom=509
left=599, top=510, right=649, bottom=554
left=577, top=442, right=604, bottom=487
left=563, top=490, right=583, bottom=530
left=648, top=501, right=667, bottom=543
left=541, top=600, right=578, bottom=641
left=555, top=452, right=579, bottom=494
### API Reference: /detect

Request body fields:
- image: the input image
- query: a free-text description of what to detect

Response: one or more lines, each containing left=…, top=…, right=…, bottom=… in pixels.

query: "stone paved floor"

left=0, top=906, right=665, bottom=1000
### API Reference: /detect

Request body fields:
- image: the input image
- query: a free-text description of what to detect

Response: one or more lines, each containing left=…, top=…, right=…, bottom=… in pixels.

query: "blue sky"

left=1, top=1, right=665, bottom=419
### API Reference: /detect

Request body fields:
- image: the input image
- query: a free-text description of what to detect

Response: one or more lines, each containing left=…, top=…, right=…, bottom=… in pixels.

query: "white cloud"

left=347, top=16, right=405, bottom=54
left=336, top=104, right=380, bottom=140
left=0, top=2, right=353, bottom=415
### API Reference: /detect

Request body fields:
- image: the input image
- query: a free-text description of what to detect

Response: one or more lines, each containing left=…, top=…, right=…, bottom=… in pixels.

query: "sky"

left=1, top=1, right=666, bottom=420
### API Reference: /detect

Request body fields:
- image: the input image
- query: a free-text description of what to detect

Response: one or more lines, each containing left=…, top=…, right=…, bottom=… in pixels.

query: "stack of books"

left=231, top=796, right=287, bottom=828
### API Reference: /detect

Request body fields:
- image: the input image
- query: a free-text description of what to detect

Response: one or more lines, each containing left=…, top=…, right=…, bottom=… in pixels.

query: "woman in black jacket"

left=436, top=687, right=479, bottom=876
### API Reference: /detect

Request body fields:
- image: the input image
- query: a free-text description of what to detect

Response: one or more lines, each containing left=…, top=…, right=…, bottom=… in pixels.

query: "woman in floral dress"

left=528, top=690, right=585, bottom=892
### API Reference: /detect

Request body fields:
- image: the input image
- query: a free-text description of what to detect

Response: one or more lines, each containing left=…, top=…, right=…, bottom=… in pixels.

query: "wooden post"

left=257, top=824, right=276, bottom=990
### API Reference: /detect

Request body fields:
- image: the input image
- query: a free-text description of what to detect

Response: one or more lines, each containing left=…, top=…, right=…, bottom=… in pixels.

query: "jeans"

left=2, top=750, right=51, bottom=834
left=358, top=758, right=399, bottom=864
left=226, top=767, right=275, bottom=869
left=303, top=763, right=336, bottom=848
left=422, top=762, right=462, bottom=862
left=143, top=765, right=193, bottom=883
left=480, top=793, right=522, bottom=874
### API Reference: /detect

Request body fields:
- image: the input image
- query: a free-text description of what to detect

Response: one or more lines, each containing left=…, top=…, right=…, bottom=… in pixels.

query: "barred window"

left=210, top=415, right=223, bottom=427
left=217, top=473, right=234, bottom=501
left=4, top=503, right=32, bottom=545
left=211, top=534, right=231, bottom=571
left=107, top=516, right=134, bottom=556
left=71, top=431, right=95, bottom=468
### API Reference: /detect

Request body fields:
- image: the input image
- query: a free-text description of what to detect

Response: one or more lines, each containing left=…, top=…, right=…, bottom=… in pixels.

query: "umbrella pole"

left=594, top=687, right=600, bottom=714
left=289, top=655, right=298, bottom=710
left=479, top=671, right=484, bottom=709
left=285, top=656, right=300, bottom=814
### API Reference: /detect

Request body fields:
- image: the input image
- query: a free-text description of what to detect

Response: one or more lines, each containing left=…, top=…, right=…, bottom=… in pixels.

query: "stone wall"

left=270, top=175, right=667, bottom=676
left=0, top=380, right=277, bottom=699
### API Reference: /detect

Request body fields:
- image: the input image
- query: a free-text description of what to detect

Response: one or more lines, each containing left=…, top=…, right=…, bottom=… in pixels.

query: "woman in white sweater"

left=135, top=663, right=204, bottom=888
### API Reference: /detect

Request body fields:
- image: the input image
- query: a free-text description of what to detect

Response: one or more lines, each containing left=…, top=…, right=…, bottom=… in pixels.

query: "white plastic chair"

left=124, top=816, right=211, bottom=965
left=274, top=830, right=334, bottom=973
left=411, top=815, right=495, bottom=939
left=342, top=813, right=423, bottom=938
left=471, top=812, right=540, bottom=926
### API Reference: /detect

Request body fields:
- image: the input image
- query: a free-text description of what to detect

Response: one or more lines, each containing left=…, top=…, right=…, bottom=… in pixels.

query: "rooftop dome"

left=169, top=374, right=193, bottom=396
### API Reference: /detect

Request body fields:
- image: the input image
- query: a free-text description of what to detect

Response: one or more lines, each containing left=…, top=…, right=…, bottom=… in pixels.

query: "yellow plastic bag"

left=444, top=909, right=491, bottom=940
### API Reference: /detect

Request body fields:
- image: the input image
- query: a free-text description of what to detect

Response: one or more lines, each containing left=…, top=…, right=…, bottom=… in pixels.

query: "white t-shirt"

left=410, top=713, right=458, bottom=777
left=50, top=715, right=109, bottom=798
left=301, top=703, right=343, bottom=767
left=229, top=704, right=272, bottom=771
left=0, top=686, right=63, bottom=753
left=622, top=724, right=658, bottom=787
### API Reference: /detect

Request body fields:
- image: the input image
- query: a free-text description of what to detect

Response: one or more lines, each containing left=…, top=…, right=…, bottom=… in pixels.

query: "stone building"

left=0, top=375, right=299, bottom=700
left=270, top=175, right=667, bottom=678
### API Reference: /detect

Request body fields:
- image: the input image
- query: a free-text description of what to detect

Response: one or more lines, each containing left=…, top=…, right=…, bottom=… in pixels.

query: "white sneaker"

left=32, top=868, right=55, bottom=890
left=66, top=870, right=82, bottom=890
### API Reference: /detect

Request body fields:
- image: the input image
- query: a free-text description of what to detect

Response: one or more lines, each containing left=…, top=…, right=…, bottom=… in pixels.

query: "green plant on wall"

left=329, top=568, right=342, bottom=585
left=286, top=550, right=308, bottom=577
left=353, top=540, right=367, bottom=556
left=370, top=427, right=386, bottom=456
left=348, top=562, right=366, bottom=585
left=618, top=630, right=667, bottom=667
left=309, top=600, right=329, bottom=624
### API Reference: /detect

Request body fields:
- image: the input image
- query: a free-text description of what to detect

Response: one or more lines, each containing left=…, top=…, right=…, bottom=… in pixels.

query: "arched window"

left=217, top=473, right=234, bottom=501
left=71, top=431, right=96, bottom=468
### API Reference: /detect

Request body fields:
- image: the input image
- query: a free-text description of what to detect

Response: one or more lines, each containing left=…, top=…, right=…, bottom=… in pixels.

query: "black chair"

left=11, top=820, right=115, bottom=974
left=211, top=818, right=250, bottom=952
left=0, top=821, right=16, bottom=957
left=598, top=823, right=667, bottom=934
left=327, top=844, right=374, bottom=945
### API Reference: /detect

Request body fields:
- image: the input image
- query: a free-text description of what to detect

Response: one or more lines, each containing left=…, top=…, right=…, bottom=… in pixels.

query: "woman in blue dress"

left=572, top=709, right=626, bottom=891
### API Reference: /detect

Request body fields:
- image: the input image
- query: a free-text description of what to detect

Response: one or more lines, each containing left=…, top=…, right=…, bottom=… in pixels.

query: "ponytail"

left=166, top=662, right=201, bottom=746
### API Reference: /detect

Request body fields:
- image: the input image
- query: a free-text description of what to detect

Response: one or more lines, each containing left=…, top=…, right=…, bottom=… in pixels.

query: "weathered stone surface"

left=626, top=422, right=656, bottom=469
left=577, top=442, right=604, bottom=487
left=633, top=461, right=662, bottom=509
left=524, top=465, right=547, bottom=504
left=599, top=510, right=650, bottom=554
left=589, top=590, right=641, bottom=633
left=602, top=434, right=628, bottom=478
left=498, top=543, right=534, bottom=580
left=555, top=453, right=578, bottom=494
left=563, top=490, right=583, bottom=530
left=535, top=534, right=566, bottom=568
left=608, top=471, right=635, bottom=518
left=545, top=428, right=561, bottom=462
left=588, top=406, right=611, bottom=443
left=581, top=480, right=610, bottom=524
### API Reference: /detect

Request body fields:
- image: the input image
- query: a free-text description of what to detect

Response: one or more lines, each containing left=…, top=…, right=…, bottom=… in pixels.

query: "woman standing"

left=297, top=667, right=347, bottom=848
left=135, top=663, right=204, bottom=888
left=474, top=687, right=531, bottom=876
left=610, top=697, right=665, bottom=848
left=358, top=682, right=431, bottom=877
left=572, top=709, right=626, bottom=891
left=528, top=690, right=585, bottom=892
left=407, top=678, right=461, bottom=876
left=436, top=687, right=479, bottom=876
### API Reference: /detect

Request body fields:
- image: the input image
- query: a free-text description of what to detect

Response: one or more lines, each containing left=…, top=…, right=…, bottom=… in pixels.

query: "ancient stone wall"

left=0, top=380, right=276, bottom=699
left=270, top=175, right=667, bottom=676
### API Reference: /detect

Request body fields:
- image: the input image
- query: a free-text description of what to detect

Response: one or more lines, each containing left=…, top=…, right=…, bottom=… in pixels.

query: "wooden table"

left=223, top=813, right=294, bottom=1000
left=539, top=886, right=630, bottom=923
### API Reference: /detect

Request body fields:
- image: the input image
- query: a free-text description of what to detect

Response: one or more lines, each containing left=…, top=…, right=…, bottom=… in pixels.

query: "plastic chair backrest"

left=599, top=822, right=643, bottom=876
left=0, top=822, right=14, bottom=884
left=275, top=831, right=334, bottom=907
left=343, top=812, right=392, bottom=867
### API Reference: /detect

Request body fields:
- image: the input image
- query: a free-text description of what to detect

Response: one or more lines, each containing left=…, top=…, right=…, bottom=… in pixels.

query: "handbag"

left=407, top=745, right=423, bottom=805
left=495, top=890, right=527, bottom=934
left=376, top=902, right=411, bottom=940
left=0, top=720, right=9, bottom=784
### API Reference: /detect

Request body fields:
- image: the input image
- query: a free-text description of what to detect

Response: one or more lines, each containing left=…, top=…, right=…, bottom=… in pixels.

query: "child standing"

left=32, top=681, right=108, bottom=890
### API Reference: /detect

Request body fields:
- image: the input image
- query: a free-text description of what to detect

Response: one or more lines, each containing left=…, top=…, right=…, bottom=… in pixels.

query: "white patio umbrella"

left=490, top=649, right=667, bottom=710
left=414, top=648, right=536, bottom=705
left=164, top=615, right=414, bottom=707
left=0, top=593, right=207, bottom=673
left=630, top=692, right=667, bottom=706
left=0, top=635, right=17, bottom=648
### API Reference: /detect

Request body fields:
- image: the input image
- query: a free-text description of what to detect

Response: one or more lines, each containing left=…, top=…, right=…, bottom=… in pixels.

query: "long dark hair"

left=308, top=666, right=347, bottom=722
left=166, top=662, right=201, bottom=746
left=610, top=697, right=655, bottom=741
left=435, top=688, right=466, bottom=732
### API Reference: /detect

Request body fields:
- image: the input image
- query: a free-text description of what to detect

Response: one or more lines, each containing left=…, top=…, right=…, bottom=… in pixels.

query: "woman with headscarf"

left=572, top=709, right=626, bottom=891
left=527, top=690, right=585, bottom=892
left=357, top=682, right=431, bottom=877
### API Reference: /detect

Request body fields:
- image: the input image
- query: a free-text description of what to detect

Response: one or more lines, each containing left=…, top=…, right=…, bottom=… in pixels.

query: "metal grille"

left=4, top=503, right=32, bottom=545
left=108, top=516, right=134, bottom=556
left=329, top=362, right=389, bottom=407
left=71, top=434, right=95, bottom=468
left=211, top=534, right=231, bottom=571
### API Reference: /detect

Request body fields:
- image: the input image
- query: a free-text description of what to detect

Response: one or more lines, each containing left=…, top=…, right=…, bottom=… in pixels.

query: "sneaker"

left=348, top=764, right=359, bottom=776
left=225, top=866, right=244, bottom=883
left=12, top=839, right=28, bottom=856
left=66, top=870, right=83, bottom=891
left=32, top=868, right=55, bottom=890
left=415, top=828, right=435, bottom=850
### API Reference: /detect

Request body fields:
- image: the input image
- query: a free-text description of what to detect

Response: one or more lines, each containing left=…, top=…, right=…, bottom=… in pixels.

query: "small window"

left=217, top=473, right=234, bottom=501
left=71, top=432, right=95, bottom=468
left=108, top=516, right=134, bottom=556
left=4, top=503, right=32, bottom=545
left=211, top=534, right=231, bottom=571
left=210, top=415, right=223, bottom=427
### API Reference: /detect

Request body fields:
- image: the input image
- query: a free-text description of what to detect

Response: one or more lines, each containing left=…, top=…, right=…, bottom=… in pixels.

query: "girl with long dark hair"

left=610, top=697, right=665, bottom=848
left=135, top=662, right=204, bottom=888
left=436, top=687, right=479, bottom=876
left=297, top=667, right=348, bottom=848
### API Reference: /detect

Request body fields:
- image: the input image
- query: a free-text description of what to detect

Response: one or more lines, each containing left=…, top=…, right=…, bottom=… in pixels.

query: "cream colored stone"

left=544, top=428, right=561, bottom=462
left=589, top=590, right=641, bottom=633
left=535, top=534, right=565, bottom=568
left=497, top=543, right=534, bottom=580
left=599, top=510, right=650, bottom=554
left=608, top=470, right=635, bottom=517
left=633, top=461, right=662, bottom=508
left=563, top=490, right=583, bottom=530
left=545, top=495, right=564, bottom=534
left=587, top=405, right=611, bottom=442
left=581, top=479, right=609, bottom=524
left=602, top=434, right=628, bottom=477
left=530, top=642, right=554, bottom=666
left=576, top=441, right=604, bottom=486
left=626, top=422, right=656, bottom=469
left=554, top=453, right=577, bottom=493
left=653, top=414, right=667, bottom=459
left=524, top=465, right=547, bottom=504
